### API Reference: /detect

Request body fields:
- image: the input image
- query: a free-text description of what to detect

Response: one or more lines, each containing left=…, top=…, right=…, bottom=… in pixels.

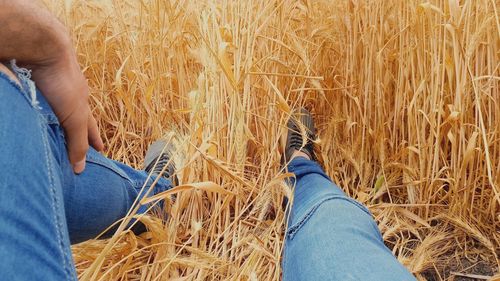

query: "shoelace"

left=149, top=153, right=174, bottom=178
left=289, top=129, right=306, bottom=150
left=287, top=120, right=315, bottom=161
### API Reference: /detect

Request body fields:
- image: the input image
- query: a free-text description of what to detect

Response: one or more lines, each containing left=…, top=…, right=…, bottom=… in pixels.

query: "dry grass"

left=45, top=0, right=499, bottom=280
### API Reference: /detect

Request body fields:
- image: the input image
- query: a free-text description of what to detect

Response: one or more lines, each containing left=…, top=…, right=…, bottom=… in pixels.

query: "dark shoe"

left=143, top=140, right=178, bottom=185
left=284, top=108, right=316, bottom=163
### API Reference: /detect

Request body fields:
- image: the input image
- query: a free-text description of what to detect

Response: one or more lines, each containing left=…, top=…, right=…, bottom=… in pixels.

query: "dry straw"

left=44, top=0, right=499, bottom=280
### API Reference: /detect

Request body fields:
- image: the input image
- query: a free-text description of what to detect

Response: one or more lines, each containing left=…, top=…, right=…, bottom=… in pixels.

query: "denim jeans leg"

left=27, top=77, right=173, bottom=244
left=63, top=146, right=172, bottom=244
left=0, top=72, right=78, bottom=280
left=0, top=64, right=173, bottom=280
left=282, top=157, right=416, bottom=281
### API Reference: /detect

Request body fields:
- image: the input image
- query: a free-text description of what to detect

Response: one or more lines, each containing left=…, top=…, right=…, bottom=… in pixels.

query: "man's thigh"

left=0, top=68, right=77, bottom=280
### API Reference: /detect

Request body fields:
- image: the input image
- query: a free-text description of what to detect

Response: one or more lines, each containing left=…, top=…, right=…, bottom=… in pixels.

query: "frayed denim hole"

left=10, top=60, right=40, bottom=109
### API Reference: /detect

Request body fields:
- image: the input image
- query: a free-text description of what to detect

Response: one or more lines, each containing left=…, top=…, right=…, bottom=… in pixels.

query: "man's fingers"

left=88, top=112, right=104, bottom=152
left=63, top=105, right=89, bottom=174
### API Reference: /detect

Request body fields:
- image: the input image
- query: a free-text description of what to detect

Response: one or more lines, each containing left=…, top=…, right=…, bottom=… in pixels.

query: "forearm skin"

left=0, top=0, right=71, bottom=67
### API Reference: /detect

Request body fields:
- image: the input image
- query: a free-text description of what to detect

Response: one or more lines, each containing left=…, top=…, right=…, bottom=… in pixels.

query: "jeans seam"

left=282, top=240, right=288, bottom=277
left=40, top=115, right=74, bottom=280
left=85, top=156, right=133, bottom=185
left=286, top=196, right=372, bottom=240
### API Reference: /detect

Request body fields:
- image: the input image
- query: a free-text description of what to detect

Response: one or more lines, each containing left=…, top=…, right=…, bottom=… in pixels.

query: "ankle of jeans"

left=287, top=157, right=331, bottom=182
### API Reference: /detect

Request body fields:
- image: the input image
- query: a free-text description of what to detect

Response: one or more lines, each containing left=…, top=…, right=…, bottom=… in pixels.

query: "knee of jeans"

left=85, top=148, right=133, bottom=182
left=286, top=196, right=374, bottom=240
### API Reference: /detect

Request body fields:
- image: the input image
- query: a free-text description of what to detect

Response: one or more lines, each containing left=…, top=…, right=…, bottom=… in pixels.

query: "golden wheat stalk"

left=41, top=0, right=500, bottom=279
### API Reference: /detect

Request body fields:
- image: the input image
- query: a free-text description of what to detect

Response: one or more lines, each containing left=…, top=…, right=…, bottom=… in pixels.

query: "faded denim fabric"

left=0, top=68, right=172, bottom=280
left=282, top=157, right=416, bottom=281
left=0, top=65, right=414, bottom=280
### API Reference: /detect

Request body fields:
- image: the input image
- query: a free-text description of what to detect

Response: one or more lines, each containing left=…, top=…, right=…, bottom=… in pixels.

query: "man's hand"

left=31, top=49, right=104, bottom=173
left=0, top=0, right=104, bottom=173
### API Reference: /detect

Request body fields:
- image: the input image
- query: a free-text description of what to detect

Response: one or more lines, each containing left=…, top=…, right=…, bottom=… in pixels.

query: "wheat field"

left=45, top=0, right=499, bottom=280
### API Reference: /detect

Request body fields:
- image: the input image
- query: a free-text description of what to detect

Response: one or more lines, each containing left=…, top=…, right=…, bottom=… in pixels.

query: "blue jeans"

left=283, top=158, right=416, bottom=281
left=0, top=67, right=414, bottom=280
left=0, top=68, right=172, bottom=280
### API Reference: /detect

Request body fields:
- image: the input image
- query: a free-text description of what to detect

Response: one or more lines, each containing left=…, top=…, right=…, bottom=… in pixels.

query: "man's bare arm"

left=0, top=1, right=70, bottom=65
left=0, top=0, right=104, bottom=173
